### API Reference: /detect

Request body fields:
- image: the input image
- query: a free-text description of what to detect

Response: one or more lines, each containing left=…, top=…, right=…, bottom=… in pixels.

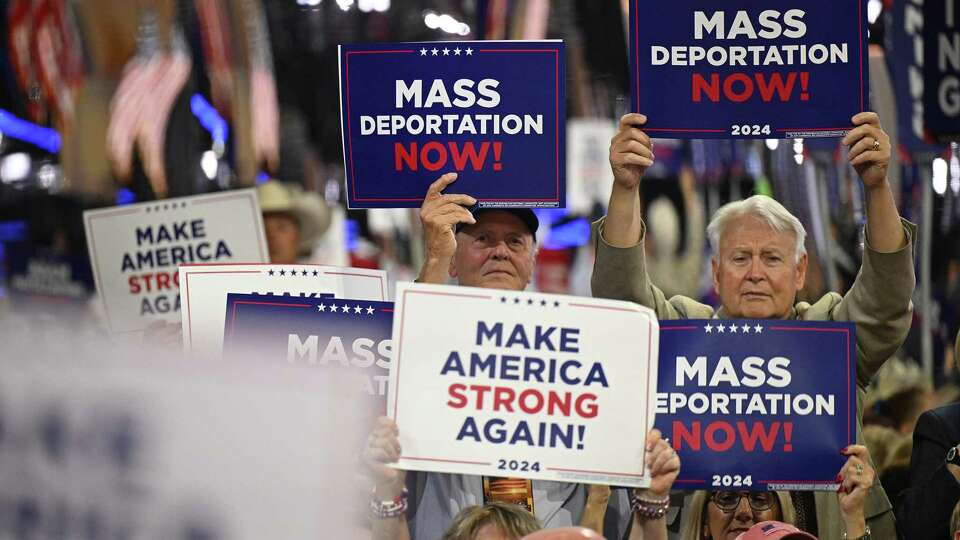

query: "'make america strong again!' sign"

left=388, top=282, right=658, bottom=487
left=84, top=191, right=267, bottom=335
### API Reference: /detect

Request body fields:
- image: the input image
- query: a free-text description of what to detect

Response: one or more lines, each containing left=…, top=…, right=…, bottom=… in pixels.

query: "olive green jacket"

left=590, top=217, right=917, bottom=540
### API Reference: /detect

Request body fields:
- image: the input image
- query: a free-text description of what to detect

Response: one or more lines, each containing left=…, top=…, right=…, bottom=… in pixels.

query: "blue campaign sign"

left=654, top=319, right=856, bottom=491
left=884, top=0, right=946, bottom=152
left=338, top=40, right=565, bottom=208
left=3, top=248, right=94, bottom=302
left=629, top=1, right=869, bottom=139
left=923, top=0, right=960, bottom=142
left=223, top=293, right=393, bottom=414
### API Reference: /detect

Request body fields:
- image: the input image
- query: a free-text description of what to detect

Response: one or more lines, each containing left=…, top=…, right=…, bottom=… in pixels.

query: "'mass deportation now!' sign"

left=84, top=191, right=268, bottom=336
left=655, top=320, right=856, bottom=491
left=388, top=282, right=659, bottom=487
left=223, top=293, right=393, bottom=416
left=339, top=40, right=565, bottom=208
left=630, top=1, right=869, bottom=139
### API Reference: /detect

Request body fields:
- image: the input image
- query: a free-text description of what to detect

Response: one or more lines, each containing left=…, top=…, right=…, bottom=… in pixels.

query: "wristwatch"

left=947, top=445, right=960, bottom=467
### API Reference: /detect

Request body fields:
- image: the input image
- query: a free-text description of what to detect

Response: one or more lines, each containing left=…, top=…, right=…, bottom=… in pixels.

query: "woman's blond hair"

left=442, top=502, right=541, bottom=540
left=679, top=491, right=796, bottom=540
left=862, top=424, right=908, bottom=474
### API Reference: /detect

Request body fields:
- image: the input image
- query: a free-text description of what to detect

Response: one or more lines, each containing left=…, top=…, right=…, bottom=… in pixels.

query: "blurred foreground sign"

left=388, top=282, right=659, bottom=487
left=0, top=337, right=370, bottom=539
left=83, top=191, right=268, bottom=336
left=629, top=0, right=869, bottom=138
left=338, top=40, right=566, bottom=208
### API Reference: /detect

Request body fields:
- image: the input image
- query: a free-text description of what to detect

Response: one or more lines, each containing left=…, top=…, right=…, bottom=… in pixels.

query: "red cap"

left=735, top=521, right=818, bottom=540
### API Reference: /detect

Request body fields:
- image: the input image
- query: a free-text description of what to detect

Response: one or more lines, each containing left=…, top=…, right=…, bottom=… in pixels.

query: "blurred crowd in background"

left=0, top=0, right=959, bottom=526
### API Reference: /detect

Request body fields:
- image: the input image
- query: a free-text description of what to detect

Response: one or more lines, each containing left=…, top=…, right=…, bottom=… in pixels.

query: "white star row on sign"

left=704, top=323, right=763, bottom=334
left=316, top=303, right=376, bottom=315
left=420, top=47, right=472, bottom=56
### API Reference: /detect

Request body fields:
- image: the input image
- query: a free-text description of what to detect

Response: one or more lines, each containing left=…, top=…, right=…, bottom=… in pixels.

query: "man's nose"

left=746, top=257, right=764, bottom=281
left=491, top=241, right=510, bottom=259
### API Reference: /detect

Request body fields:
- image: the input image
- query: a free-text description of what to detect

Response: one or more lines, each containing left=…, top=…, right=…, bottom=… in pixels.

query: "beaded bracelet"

left=630, top=492, right=670, bottom=520
left=842, top=526, right=871, bottom=540
left=370, top=488, right=409, bottom=519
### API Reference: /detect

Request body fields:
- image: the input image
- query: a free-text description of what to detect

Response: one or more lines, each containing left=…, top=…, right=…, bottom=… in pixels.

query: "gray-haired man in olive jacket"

left=591, top=112, right=915, bottom=540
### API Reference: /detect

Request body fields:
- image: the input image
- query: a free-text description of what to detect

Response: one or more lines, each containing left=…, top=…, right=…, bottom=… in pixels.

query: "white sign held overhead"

left=388, top=282, right=660, bottom=487
left=83, top=190, right=268, bottom=335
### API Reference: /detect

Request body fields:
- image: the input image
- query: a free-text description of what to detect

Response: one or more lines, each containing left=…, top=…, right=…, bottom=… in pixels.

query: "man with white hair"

left=592, top=112, right=915, bottom=539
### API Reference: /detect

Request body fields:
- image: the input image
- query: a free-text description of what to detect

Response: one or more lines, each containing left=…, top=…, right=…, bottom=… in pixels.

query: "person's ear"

left=528, top=244, right=537, bottom=284
left=448, top=255, right=458, bottom=279
left=795, top=252, right=808, bottom=290
left=711, top=256, right=721, bottom=295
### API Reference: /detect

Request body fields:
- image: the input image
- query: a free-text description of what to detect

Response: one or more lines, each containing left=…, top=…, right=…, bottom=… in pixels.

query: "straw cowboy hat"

left=256, top=180, right=331, bottom=252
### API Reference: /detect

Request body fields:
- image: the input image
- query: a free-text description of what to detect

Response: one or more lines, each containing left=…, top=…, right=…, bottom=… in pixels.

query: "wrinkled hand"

left=842, top=112, right=890, bottom=190
left=609, top=114, right=655, bottom=192
left=363, top=416, right=405, bottom=489
left=640, top=428, right=680, bottom=498
left=419, top=173, right=476, bottom=264
left=837, top=445, right=875, bottom=519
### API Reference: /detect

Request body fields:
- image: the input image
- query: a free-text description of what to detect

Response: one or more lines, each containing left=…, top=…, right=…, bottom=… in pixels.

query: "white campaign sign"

left=180, top=263, right=388, bottom=359
left=566, top=119, right=616, bottom=214
left=388, top=282, right=660, bottom=487
left=83, top=190, right=268, bottom=335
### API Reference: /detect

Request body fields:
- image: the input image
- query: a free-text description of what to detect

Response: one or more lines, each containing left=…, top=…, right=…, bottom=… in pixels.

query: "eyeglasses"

left=709, top=491, right=776, bottom=513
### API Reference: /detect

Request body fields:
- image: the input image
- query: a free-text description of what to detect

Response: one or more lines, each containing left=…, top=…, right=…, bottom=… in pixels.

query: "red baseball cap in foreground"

left=735, top=521, right=818, bottom=540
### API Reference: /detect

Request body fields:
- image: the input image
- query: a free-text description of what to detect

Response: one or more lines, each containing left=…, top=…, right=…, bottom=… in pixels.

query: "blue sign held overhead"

left=884, top=0, right=945, bottom=152
left=655, top=319, right=857, bottom=491
left=923, top=0, right=960, bottom=143
left=629, top=2, right=869, bottom=139
left=339, top=40, right=566, bottom=209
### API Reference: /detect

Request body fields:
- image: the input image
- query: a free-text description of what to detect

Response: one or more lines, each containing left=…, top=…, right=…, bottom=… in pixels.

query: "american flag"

left=31, top=0, right=83, bottom=130
left=194, top=0, right=235, bottom=116
left=106, top=54, right=166, bottom=182
left=135, top=46, right=192, bottom=199
left=250, top=64, right=279, bottom=173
